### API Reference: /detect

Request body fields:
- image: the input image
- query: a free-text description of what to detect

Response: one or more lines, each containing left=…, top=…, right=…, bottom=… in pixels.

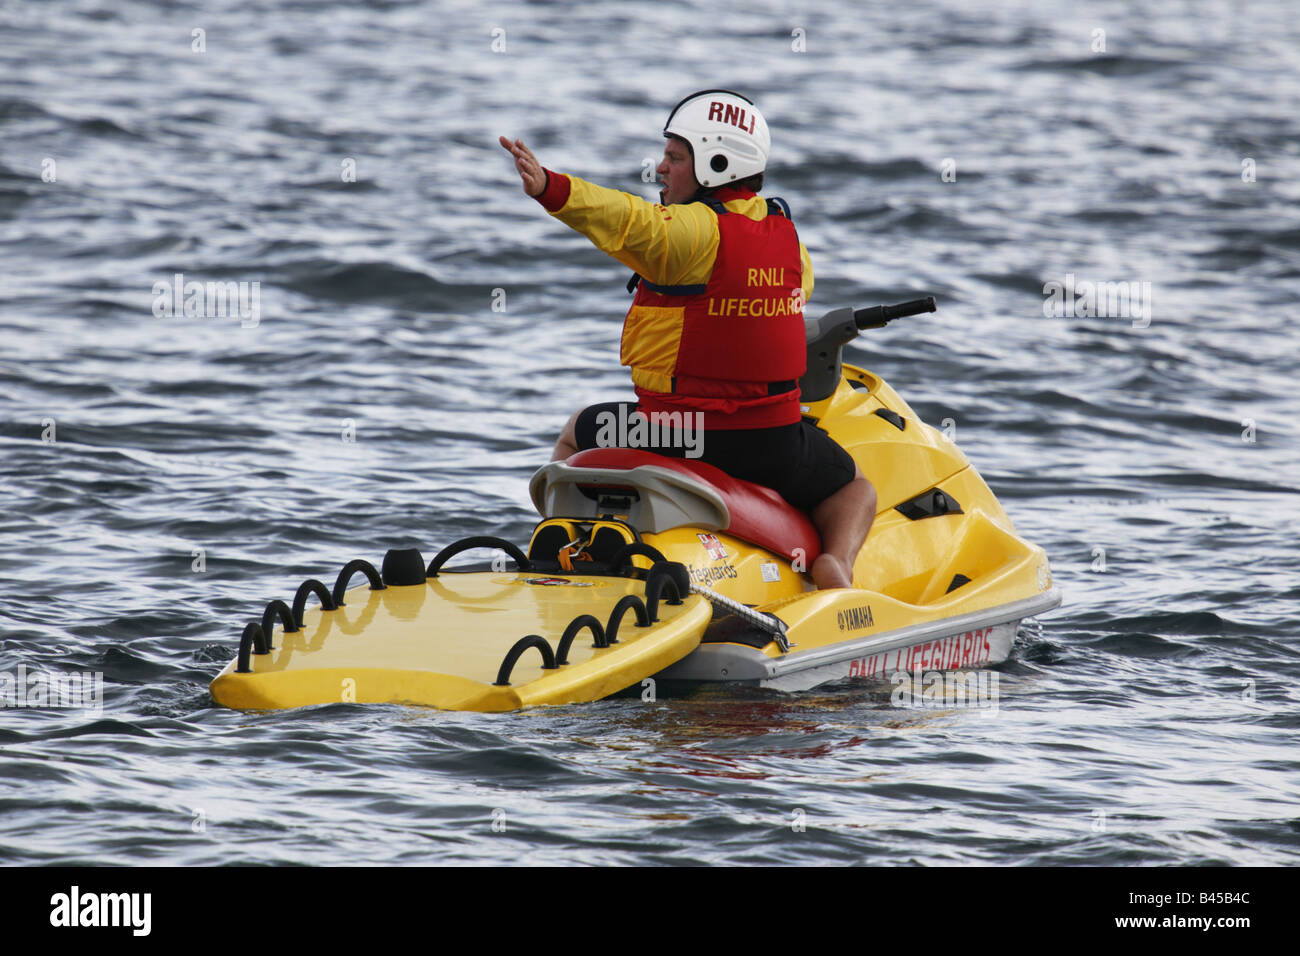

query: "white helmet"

left=663, top=89, right=770, bottom=189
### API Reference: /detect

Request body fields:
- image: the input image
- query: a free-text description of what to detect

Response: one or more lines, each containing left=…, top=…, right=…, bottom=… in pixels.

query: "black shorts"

left=572, top=401, right=857, bottom=513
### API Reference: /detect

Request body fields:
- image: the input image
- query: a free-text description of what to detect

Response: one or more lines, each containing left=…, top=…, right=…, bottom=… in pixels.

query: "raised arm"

left=499, top=136, right=547, bottom=197
left=499, top=136, right=718, bottom=288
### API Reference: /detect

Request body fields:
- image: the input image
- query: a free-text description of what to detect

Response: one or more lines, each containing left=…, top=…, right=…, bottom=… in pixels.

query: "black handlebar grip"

left=854, top=296, right=937, bottom=329
left=883, top=296, right=937, bottom=319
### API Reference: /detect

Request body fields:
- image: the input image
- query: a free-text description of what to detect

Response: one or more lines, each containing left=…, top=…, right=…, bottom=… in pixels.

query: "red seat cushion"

left=566, top=448, right=822, bottom=564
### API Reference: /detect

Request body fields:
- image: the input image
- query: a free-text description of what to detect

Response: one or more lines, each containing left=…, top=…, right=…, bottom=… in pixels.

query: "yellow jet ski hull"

left=210, top=297, right=1062, bottom=713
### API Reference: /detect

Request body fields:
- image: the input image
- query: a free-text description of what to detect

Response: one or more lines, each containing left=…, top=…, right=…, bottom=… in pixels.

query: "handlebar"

left=853, top=296, right=937, bottom=330
left=799, top=295, right=939, bottom=403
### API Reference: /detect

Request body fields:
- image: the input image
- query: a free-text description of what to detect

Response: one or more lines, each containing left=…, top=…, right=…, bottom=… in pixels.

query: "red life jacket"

left=621, top=194, right=806, bottom=429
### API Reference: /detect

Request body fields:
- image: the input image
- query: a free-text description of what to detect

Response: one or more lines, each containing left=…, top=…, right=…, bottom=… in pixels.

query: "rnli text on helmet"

left=708, top=101, right=756, bottom=134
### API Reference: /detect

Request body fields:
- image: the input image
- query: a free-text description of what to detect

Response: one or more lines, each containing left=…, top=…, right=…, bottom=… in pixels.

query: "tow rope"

left=689, top=583, right=790, bottom=653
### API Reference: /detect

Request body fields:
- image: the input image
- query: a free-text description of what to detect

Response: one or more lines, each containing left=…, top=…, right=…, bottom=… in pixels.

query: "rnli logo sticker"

left=697, top=533, right=728, bottom=562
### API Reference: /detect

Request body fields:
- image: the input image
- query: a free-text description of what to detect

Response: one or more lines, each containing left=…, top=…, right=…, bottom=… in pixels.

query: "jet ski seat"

left=529, top=448, right=823, bottom=563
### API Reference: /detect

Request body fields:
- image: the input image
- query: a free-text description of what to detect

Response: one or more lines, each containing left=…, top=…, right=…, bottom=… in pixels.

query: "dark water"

left=1, top=0, right=1298, bottom=866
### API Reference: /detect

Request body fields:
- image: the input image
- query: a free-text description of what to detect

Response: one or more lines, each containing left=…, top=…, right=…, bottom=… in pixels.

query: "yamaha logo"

left=836, top=605, right=874, bottom=631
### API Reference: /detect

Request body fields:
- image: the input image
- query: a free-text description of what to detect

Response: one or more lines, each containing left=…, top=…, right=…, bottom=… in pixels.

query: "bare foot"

left=811, top=553, right=853, bottom=590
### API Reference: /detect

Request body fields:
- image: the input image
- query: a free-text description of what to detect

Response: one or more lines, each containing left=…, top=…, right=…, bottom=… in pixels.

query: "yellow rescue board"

left=210, top=573, right=711, bottom=712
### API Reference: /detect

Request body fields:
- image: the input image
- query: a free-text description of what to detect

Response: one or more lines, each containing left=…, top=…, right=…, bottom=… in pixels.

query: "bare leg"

left=552, top=409, right=581, bottom=461
left=809, top=466, right=876, bottom=590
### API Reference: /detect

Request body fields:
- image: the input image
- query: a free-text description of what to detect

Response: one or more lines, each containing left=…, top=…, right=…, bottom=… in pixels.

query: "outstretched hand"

left=499, top=136, right=546, bottom=197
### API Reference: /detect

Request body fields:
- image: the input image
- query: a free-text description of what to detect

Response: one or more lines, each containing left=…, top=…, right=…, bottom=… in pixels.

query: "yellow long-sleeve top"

left=534, top=170, right=814, bottom=301
left=534, top=171, right=814, bottom=429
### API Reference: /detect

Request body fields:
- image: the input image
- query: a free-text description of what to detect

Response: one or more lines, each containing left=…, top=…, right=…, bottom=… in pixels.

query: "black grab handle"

left=610, top=542, right=667, bottom=576
left=260, top=599, right=297, bottom=648
left=604, top=594, right=650, bottom=645
left=493, top=635, right=558, bottom=686
left=332, top=559, right=386, bottom=607
left=555, top=614, right=608, bottom=665
left=854, top=296, right=937, bottom=330
left=427, top=536, right=531, bottom=577
left=235, top=621, right=270, bottom=673
left=292, top=579, right=336, bottom=627
left=644, top=572, right=686, bottom=624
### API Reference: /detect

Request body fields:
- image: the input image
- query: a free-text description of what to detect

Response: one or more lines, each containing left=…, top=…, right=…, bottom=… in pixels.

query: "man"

left=499, top=89, right=875, bottom=590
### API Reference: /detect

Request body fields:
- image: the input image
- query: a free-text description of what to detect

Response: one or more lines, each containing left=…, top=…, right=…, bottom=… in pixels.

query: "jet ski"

left=209, top=297, right=1061, bottom=711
